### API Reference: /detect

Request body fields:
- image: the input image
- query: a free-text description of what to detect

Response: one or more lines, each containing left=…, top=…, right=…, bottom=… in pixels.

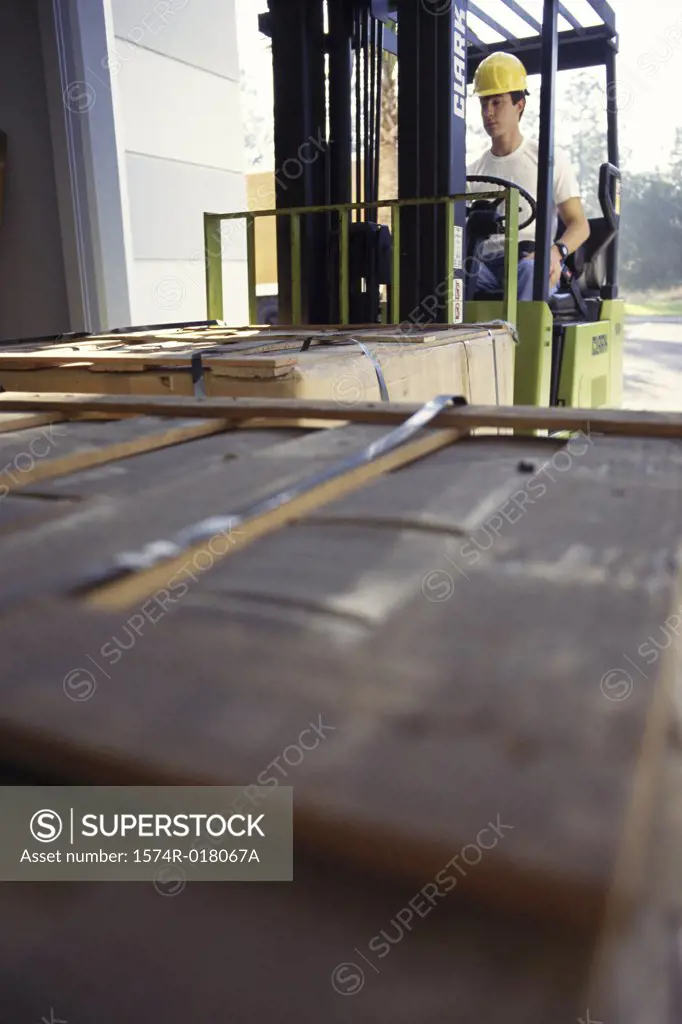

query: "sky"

left=234, top=0, right=682, bottom=175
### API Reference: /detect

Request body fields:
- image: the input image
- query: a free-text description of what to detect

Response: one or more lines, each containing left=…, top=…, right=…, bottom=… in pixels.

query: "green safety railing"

left=203, top=188, right=519, bottom=329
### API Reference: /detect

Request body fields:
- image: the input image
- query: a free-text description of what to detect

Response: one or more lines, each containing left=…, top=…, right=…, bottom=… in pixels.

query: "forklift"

left=241, top=0, right=623, bottom=409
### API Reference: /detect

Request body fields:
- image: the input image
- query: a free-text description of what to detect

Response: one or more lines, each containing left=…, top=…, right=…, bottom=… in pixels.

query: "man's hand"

left=549, top=245, right=563, bottom=289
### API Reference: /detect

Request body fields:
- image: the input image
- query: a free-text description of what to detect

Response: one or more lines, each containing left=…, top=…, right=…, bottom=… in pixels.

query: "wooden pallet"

left=0, top=322, right=516, bottom=406
left=0, top=391, right=681, bottom=1023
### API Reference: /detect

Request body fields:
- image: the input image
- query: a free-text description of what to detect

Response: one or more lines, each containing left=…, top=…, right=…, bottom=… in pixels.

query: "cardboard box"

left=0, top=323, right=516, bottom=408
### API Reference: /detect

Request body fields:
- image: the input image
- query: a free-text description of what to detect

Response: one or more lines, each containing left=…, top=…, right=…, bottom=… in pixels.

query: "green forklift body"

left=464, top=299, right=553, bottom=407
left=600, top=299, right=626, bottom=409
left=555, top=301, right=625, bottom=408
left=464, top=298, right=625, bottom=410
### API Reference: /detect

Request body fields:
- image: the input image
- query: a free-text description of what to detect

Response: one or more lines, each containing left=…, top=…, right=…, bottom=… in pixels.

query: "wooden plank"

left=0, top=329, right=508, bottom=368
left=137, top=433, right=682, bottom=632
left=307, top=436, right=564, bottom=532
left=0, top=327, right=514, bottom=409
left=335, top=326, right=510, bottom=345
left=0, top=352, right=123, bottom=369
left=474, top=439, right=682, bottom=579
left=0, top=493, right=79, bottom=534
left=3, top=392, right=682, bottom=437
left=585, top=743, right=680, bottom=1022
left=0, top=429, right=676, bottom=940
left=88, top=356, right=299, bottom=378
left=0, top=404, right=678, bottom=1020
left=0, top=419, right=679, bottom=1020
left=84, top=425, right=463, bottom=611
left=0, top=411, right=67, bottom=434
left=0, top=350, right=299, bottom=374
left=0, top=559, right=673, bottom=935
left=0, top=416, right=231, bottom=494
left=2, top=805, right=674, bottom=1024
left=0, top=325, right=513, bottom=373
left=0, top=337, right=131, bottom=353
left=0, top=425, right=391, bottom=604
left=16, top=427, right=308, bottom=501
left=0, top=842, right=592, bottom=1023
left=0, top=339, right=141, bottom=356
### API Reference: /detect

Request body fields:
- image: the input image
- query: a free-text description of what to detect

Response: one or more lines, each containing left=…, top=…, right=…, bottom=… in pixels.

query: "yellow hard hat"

left=473, top=52, right=528, bottom=97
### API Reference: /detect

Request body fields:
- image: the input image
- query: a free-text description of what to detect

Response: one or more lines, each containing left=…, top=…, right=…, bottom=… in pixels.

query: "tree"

left=378, top=50, right=398, bottom=225
left=619, top=165, right=682, bottom=291
left=670, top=127, right=682, bottom=190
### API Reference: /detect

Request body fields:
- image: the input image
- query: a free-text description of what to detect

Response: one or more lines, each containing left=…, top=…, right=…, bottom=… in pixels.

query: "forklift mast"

left=259, top=0, right=619, bottom=325
left=259, top=0, right=468, bottom=326
left=398, top=1, right=468, bottom=324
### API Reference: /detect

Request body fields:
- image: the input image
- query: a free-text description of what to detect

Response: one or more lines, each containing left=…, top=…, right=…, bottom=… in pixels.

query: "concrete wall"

left=0, top=0, right=250, bottom=339
left=109, top=0, right=249, bottom=325
left=0, top=1, right=71, bottom=342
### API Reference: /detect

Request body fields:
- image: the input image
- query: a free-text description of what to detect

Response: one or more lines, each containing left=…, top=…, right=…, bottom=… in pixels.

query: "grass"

left=624, top=285, right=682, bottom=317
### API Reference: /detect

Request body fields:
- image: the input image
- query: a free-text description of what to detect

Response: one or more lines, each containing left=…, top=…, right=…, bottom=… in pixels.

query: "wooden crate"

left=0, top=391, right=681, bottom=1023
left=0, top=321, right=516, bottom=407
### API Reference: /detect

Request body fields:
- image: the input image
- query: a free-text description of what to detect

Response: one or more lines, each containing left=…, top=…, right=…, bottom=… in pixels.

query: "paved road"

left=623, top=317, right=682, bottom=412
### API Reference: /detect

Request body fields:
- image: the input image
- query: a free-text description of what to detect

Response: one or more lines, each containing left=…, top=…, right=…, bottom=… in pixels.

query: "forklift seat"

left=549, top=163, right=621, bottom=321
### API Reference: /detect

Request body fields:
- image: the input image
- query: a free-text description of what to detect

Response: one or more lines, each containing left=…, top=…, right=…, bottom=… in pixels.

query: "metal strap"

left=74, top=393, right=467, bottom=589
left=145, top=349, right=214, bottom=397
left=107, top=319, right=226, bottom=335
left=191, top=352, right=206, bottom=399
left=462, top=339, right=472, bottom=403
left=488, top=330, right=500, bottom=406
left=350, top=338, right=389, bottom=401
left=485, top=319, right=519, bottom=345
left=118, top=334, right=389, bottom=402
left=301, top=335, right=389, bottom=401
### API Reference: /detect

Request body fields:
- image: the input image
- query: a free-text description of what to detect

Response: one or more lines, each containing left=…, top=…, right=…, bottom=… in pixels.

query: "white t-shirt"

left=466, top=136, right=580, bottom=255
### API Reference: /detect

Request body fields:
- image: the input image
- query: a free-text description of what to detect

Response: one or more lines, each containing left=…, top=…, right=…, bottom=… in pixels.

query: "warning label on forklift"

left=454, top=278, right=464, bottom=323
left=454, top=226, right=463, bottom=270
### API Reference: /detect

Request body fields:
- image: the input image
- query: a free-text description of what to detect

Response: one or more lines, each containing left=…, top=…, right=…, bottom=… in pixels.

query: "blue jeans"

left=476, top=253, right=560, bottom=302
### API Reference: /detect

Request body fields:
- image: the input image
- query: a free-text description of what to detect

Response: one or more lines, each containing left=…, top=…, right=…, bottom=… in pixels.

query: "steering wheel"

left=466, top=174, right=537, bottom=232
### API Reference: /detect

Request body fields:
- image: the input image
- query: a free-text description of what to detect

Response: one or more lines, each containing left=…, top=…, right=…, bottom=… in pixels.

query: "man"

left=466, top=52, right=590, bottom=301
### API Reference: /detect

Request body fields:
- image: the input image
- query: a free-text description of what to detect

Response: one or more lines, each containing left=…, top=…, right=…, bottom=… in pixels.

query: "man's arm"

left=556, top=197, right=591, bottom=255
left=550, top=197, right=590, bottom=288
left=549, top=147, right=591, bottom=287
